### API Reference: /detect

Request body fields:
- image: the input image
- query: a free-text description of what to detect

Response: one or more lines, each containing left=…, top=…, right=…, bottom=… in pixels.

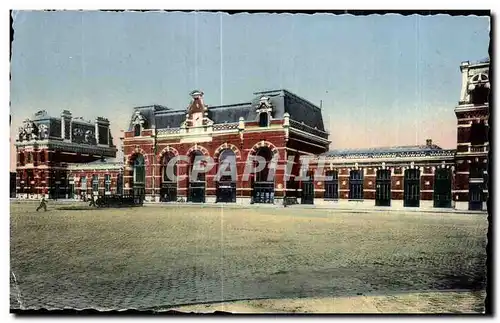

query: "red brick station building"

left=13, top=59, right=490, bottom=211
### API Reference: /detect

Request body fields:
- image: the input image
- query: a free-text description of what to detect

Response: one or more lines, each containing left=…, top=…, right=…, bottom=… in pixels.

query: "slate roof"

left=127, top=89, right=327, bottom=134
left=31, top=110, right=53, bottom=121
left=323, top=144, right=456, bottom=158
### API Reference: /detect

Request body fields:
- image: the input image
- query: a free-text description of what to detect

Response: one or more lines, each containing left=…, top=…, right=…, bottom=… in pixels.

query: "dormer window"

left=259, top=112, right=269, bottom=127
left=134, top=124, right=141, bottom=137
left=256, top=96, right=273, bottom=128
left=131, top=111, right=146, bottom=136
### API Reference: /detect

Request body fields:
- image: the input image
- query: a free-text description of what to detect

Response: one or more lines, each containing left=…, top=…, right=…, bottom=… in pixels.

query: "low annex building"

left=13, top=59, right=490, bottom=211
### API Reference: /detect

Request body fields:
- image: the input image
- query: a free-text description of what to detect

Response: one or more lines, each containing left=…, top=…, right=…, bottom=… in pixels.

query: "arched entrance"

left=216, top=149, right=237, bottom=203
left=433, top=168, right=452, bottom=208
left=187, top=150, right=206, bottom=203
left=132, top=154, right=146, bottom=202
left=252, top=146, right=275, bottom=203
left=375, top=169, right=391, bottom=206
left=160, top=152, right=177, bottom=202
left=403, top=168, right=420, bottom=207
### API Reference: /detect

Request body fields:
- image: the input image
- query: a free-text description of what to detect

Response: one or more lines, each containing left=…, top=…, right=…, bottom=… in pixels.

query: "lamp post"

left=119, top=130, right=125, bottom=196
left=152, top=124, right=158, bottom=202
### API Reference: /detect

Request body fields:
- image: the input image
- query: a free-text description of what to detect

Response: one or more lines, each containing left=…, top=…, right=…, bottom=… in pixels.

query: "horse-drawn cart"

left=94, top=194, right=144, bottom=208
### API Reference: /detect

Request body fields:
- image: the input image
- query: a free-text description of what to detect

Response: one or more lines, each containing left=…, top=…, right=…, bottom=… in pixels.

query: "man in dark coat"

left=36, top=196, right=48, bottom=212
left=89, top=194, right=96, bottom=207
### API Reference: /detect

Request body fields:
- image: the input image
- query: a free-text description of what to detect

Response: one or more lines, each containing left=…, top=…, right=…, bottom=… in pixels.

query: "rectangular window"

left=104, top=174, right=111, bottom=193
left=134, top=124, right=141, bottom=137
left=324, top=170, right=339, bottom=199
left=98, top=125, right=109, bottom=145
left=349, top=170, right=363, bottom=200
left=470, top=122, right=487, bottom=146
left=92, top=175, right=99, bottom=192
left=469, top=163, right=484, bottom=179
left=81, top=177, right=87, bottom=190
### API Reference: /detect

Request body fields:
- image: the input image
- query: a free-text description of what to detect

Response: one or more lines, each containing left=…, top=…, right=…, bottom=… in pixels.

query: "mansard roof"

left=127, top=89, right=327, bottom=133
left=31, top=110, right=54, bottom=121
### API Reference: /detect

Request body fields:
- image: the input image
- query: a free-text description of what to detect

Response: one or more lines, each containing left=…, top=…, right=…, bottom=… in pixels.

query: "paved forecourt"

left=10, top=202, right=487, bottom=311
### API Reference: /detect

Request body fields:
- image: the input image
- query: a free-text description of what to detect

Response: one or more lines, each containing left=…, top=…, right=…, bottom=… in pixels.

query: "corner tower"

left=454, top=58, right=490, bottom=211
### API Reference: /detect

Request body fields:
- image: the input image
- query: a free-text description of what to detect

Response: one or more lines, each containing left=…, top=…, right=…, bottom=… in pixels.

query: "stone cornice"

left=15, top=139, right=117, bottom=157
left=316, top=153, right=456, bottom=165
left=67, top=163, right=123, bottom=171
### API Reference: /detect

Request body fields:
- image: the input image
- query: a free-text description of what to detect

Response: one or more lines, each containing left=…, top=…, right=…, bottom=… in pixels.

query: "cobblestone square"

left=10, top=203, right=487, bottom=312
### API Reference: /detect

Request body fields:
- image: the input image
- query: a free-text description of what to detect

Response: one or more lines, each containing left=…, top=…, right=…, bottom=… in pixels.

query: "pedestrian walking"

left=36, top=196, right=48, bottom=212
left=89, top=194, right=97, bottom=207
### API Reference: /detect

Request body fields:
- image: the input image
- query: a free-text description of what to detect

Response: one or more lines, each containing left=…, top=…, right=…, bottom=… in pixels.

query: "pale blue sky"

left=10, top=11, right=490, bottom=169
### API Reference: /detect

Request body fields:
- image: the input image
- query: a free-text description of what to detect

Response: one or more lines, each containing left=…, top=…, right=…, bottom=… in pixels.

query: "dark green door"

left=433, top=168, right=452, bottom=208
left=160, top=182, right=177, bottom=202
left=375, top=169, right=391, bottom=206
left=188, top=181, right=205, bottom=203
left=252, top=182, right=274, bottom=203
left=469, top=182, right=483, bottom=210
left=404, top=169, right=420, bottom=207
left=301, top=181, right=314, bottom=204
left=216, top=182, right=236, bottom=203
left=133, top=184, right=145, bottom=204
left=116, top=174, right=123, bottom=195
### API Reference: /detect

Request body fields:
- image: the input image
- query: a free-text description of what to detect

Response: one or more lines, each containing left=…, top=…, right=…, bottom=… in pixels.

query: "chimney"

left=426, top=139, right=432, bottom=146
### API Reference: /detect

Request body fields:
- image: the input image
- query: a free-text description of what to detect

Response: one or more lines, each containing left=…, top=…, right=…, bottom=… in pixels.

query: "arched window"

left=255, top=147, right=273, bottom=182
left=116, top=174, right=123, bottom=195
left=18, top=152, right=25, bottom=166
left=104, top=174, right=111, bottom=193
left=259, top=112, right=269, bottom=127
left=133, top=155, right=146, bottom=184
left=470, top=86, right=489, bottom=105
left=134, top=124, right=141, bottom=137
left=161, top=152, right=177, bottom=182
left=189, top=151, right=206, bottom=182
left=81, top=176, right=87, bottom=191
left=469, top=73, right=490, bottom=105
left=218, top=149, right=237, bottom=182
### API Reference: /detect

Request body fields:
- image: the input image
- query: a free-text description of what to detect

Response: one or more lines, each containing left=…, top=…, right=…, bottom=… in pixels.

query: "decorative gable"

left=256, top=96, right=273, bottom=114
left=132, top=111, right=147, bottom=127
left=185, top=90, right=213, bottom=127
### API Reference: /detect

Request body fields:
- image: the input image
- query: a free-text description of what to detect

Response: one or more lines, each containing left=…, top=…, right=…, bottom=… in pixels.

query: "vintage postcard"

left=9, top=9, right=490, bottom=314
